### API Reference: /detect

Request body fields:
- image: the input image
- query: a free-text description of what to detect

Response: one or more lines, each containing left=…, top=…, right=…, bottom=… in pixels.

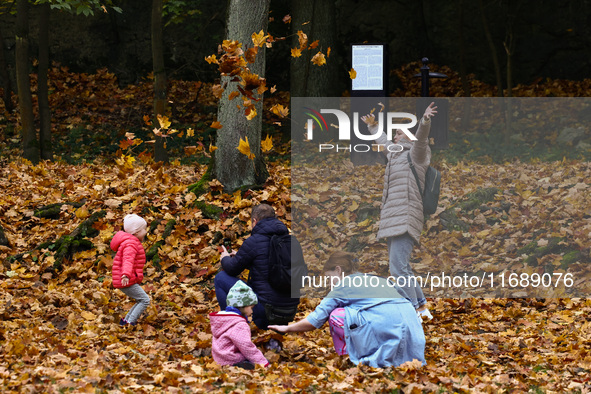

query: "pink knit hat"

left=123, top=214, right=147, bottom=235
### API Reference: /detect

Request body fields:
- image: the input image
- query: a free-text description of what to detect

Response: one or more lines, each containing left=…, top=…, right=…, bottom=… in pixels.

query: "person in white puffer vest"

left=361, top=102, right=437, bottom=321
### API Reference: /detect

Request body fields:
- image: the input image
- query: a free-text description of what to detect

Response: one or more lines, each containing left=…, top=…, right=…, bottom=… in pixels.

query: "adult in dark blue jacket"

left=214, top=203, right=300, bottom=329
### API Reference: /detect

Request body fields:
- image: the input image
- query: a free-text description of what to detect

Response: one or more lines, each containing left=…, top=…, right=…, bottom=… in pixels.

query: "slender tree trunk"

left=478, top=0, right=503, bottom=98
left=38, top=2, right=52, bottom=160
left=458, top=0, right=472, bottom=133
left=0, top=27, right=14, bottom=114
left=214, top=0, right=270, bottom=191
left=15, top=0, right=39, bottom=163
left=152, top=0, right=168, bottom=163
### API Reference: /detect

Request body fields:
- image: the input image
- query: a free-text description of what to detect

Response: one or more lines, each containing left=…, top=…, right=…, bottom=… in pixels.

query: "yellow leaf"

left=311, top=51, right=326, bottom=66
left=237, top=136, right=255, bottom=160
left=209, top=143, right=218, bottom=153
left=296, top=30, right=308, bottom=48
left=349, top=68, right=357, bottom=79
left=204, top=54, right=218, bottom=64
left=291, top=47, right=303, bottom=58
left=75, top=206, right=90, bottom=219
left=251, top=30, right=268, bottom=47
left=270, top=103, right=289, bottom=118
left=81, top=311, right=96, bottom=321
left=186, top=128, right=194, bottom=137
left=261, top=135, right=273, bottom=152
left=157, top=114, right=171, bottom=130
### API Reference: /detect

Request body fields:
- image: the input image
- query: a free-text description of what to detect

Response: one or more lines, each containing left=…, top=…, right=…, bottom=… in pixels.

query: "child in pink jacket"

left=111, top=214, right=150, bottom=326
left=210, top=281, right=269, bottom=369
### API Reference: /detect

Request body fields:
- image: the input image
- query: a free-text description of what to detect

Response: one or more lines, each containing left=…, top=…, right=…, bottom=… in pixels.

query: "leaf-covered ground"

left=1, top=156, right=590, bottom=393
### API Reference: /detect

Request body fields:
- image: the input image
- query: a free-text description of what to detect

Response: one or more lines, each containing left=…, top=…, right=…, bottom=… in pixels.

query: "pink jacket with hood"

left=209, top=311, right=269, bottom=367
left=110, top=231, right=146, bottom=288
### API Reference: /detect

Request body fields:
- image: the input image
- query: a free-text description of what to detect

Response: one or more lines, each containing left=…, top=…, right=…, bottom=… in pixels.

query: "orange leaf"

left=211, top=121, right=223, bottom=129
left=237, top=136, right=255, bottom=160
left=308, top=40, right=319, bottom=49
left=245, top=47, right=258, bottom=63
left=349, top=68, right=357, bottom=79
left=209, top=143, right=218, bottom=153
left=228, top=91, right=240, bottom=101
left=261, top=135, right=273, bottom=152
left=245, top=106, right=257, bottom=120
left=291, top=47, right=303, bottom=58
left=327, top=47, right=331, bottom=57
left=296, top=30, right=308, bottom=48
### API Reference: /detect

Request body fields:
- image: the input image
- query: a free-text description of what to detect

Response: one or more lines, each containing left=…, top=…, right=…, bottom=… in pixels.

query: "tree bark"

left=290, top=0, right=338, bottom=98
left=152, top=0, right=168, bottom=163
left=38, top=2, right=52, bottom=161
left=15, top=0, right=39, bottom=163
left=214, top=0, right=270, bottom=191
left=0, top=27, right=14, bottom=114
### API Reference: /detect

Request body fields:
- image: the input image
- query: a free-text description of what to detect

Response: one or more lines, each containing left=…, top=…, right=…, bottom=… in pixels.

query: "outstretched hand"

left=423, top=102, right=438, bottom=121
left=268, top=325, right=289, bottom=333
left=361, top=113, right=377, bottom=126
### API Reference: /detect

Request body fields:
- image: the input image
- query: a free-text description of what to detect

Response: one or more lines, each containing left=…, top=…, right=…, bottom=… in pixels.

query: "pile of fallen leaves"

left=1, top=154, right=590, bottom=392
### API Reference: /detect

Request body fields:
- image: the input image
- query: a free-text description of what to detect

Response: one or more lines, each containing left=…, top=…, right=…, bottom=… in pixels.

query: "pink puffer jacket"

left=209, top=311, right=269, bottom=367
left=110, top=231, right=146, bottom=288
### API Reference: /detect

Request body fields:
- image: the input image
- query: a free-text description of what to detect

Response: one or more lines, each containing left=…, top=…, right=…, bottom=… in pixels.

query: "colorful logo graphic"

left=304, top=107, right=328, bottom=132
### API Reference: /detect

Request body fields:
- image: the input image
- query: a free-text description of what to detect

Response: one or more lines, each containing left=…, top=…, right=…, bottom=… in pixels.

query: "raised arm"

left=410, top=102, right=437, bottom=165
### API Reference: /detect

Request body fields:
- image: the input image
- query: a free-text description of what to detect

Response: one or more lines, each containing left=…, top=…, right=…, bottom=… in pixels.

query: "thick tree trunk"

left=152, top=0, right=168, bottom=163
left=290, top=0, right=338, bottom=98
left=214, top=0, right=270, bottom=191
left=0, top=27, right=14, bottom=114
left=38, top=2, right=52, bottom=161
left=15, top=0, right=39, bottom=163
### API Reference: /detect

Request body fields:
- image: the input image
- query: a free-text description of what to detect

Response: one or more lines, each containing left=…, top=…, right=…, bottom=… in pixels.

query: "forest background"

left=1, top=0, right=591, bottom=392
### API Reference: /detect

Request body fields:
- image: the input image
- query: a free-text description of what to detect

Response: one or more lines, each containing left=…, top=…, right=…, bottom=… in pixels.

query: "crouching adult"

left=214, top=203, right=300, bottom=329
left=270, top=251, right=426, bottom=368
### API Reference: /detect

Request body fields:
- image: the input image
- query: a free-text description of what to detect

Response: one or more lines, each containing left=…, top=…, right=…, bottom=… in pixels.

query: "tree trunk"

left=478, top=0, right=503, bottom=98
left=0, top=27, right=14, bottom=114
left=214, top=0, right=270, bottom=191
left=290, top=0, right=338, bottom=98
left=38, top=2, right=52, bottom=161
left=15, top=0, right=39, bottom=163
left=152, top=0, right=168, bottom=163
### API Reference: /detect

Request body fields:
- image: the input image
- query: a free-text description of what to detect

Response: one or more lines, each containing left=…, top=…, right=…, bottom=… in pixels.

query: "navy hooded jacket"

left=221, top=217, right=299, bottom=307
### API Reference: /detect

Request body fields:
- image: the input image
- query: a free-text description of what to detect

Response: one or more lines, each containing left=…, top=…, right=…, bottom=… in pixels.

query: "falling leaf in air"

left=261, top=135, right=273, bottom=152
left=349, top=68, right=357, bottom=79
left=311, top=51, right=326, bottom=66
left=270, top=104, right=289, bottom=118
left=237, top=136, right=255, bottom=160
left=210, top=121, right=223, bottom=129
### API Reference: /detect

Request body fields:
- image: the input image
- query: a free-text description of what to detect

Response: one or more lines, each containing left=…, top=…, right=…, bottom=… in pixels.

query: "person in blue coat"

left=215, top=203, right=300, bottom=329
left=269, top=251, right=426, bottom=368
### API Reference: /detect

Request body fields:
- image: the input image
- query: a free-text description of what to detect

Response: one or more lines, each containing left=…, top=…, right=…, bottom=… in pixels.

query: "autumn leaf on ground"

left=142, top=115, right=152, bottom=126
left=251, top=30, right=268, bottom=47
left=270, top=104, right=289, bottom=118
left=210, top=121, right=223, bottom=129
left=311, top=51, right=326, bottom=66
left=261, top=135, right=273, bottom=152
left=184, top=146, right=198, bottom=156
left=237, top=136, right=255, bottom=160
left=291, top=47, right=303, bottom=58
left=157, top=114, right=170, bottom=130
left=209, top=143, right=218, bottom=153
left=186, top=128, right=194, bottom=137
left=349, top=68, right=357, bottom=79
